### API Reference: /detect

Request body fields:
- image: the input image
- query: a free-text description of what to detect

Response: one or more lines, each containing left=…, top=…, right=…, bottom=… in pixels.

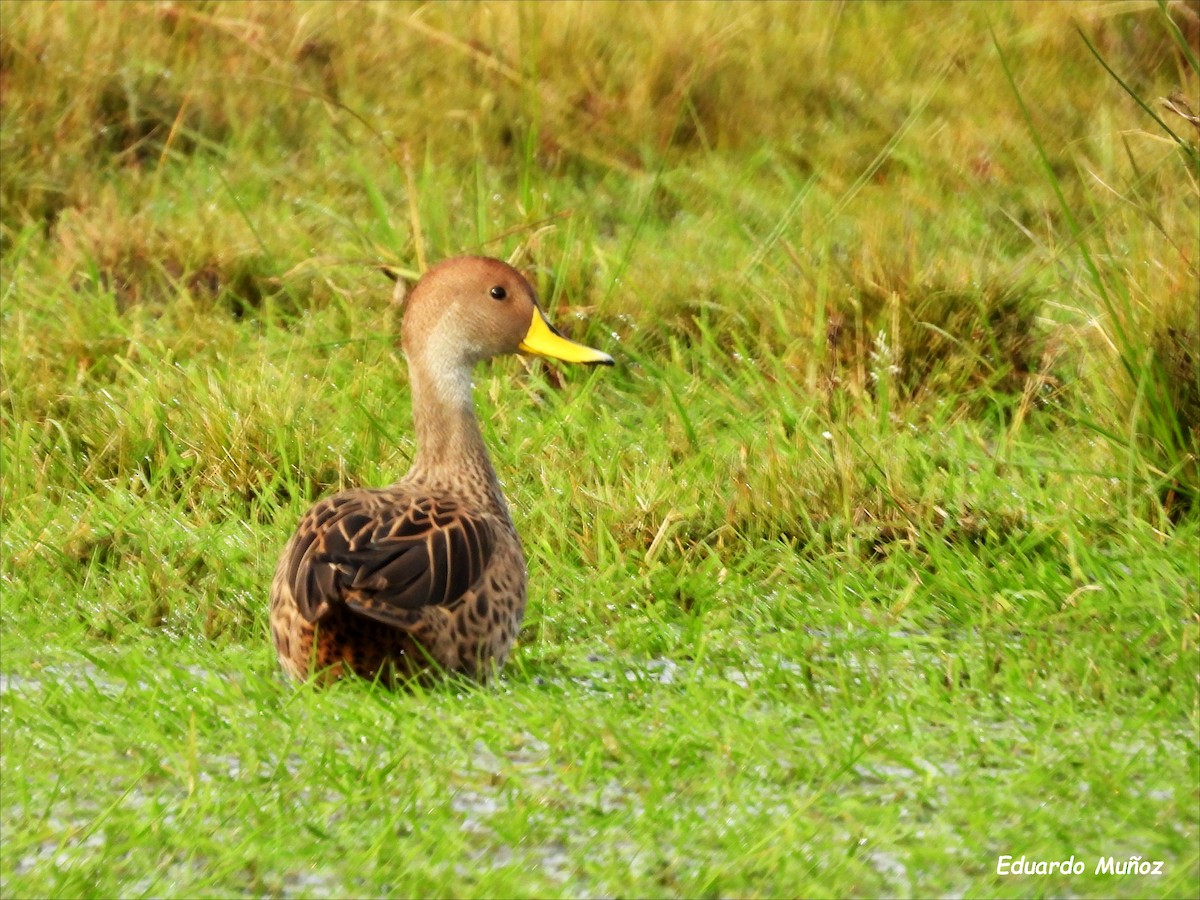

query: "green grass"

left=2, top=1, right=1198, bottom=897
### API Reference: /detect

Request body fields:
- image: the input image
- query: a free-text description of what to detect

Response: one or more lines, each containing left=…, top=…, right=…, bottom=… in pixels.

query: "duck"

left=269, top=255, right=612, bottom=684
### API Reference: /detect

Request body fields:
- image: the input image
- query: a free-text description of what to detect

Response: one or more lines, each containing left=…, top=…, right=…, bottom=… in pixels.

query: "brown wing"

left=283, top=489, right=494, bottom=627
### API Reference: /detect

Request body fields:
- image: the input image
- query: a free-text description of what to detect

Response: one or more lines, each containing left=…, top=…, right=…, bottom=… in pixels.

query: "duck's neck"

left=404, top=351, right=511, bottom=519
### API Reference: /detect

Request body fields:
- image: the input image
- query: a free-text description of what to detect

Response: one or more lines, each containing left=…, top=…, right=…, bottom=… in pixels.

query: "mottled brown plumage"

left=270, top=256, right=611, bottom=684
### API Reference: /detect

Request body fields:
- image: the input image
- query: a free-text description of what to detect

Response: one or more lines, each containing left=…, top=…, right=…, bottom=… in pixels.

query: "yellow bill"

left=519, top=307, right=614, bottom=366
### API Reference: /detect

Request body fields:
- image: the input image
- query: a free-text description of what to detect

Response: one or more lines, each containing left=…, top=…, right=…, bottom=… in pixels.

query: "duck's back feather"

left=281, top=488, right=496, bottom=626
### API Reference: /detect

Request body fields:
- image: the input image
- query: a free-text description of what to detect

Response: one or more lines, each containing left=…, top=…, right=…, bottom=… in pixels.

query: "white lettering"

left=998, top=853, right=1162, bottom=878
left=1046, top=856, right=1084, bottom=875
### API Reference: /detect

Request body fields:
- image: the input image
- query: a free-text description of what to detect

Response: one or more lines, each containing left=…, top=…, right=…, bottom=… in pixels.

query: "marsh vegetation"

left=2, top=1, right=1198, bottom=897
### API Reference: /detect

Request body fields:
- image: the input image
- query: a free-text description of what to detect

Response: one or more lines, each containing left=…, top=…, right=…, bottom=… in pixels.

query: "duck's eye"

left=489, top=286, right=507, bottom=301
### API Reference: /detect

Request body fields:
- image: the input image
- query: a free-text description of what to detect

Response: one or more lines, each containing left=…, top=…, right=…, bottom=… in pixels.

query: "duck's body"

left=269, top=256, right=610, bottom=684
left=269, top=483, right=526, bottom=683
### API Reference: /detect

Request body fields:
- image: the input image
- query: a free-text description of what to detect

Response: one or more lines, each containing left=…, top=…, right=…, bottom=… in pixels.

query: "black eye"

left=489, top=286, right=507, bottom=300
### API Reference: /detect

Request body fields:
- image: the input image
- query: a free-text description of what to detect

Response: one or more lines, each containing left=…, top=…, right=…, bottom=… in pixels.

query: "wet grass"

left=2, top=1, right=1199, bottom=897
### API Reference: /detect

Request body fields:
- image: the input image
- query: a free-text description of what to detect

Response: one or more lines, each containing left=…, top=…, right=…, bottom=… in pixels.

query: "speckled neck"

left=403, top=350, right=511, bottom=520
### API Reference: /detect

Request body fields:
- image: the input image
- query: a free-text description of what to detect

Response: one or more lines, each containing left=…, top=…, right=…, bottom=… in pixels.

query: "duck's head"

left=400, top=256, right=613, bottom=370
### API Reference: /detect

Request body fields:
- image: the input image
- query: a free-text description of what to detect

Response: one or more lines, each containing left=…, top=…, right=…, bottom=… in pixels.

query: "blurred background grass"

left=0, top=3, right=1198, bottom=895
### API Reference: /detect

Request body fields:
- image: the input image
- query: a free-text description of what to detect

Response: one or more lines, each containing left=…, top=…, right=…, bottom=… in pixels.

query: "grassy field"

left=2, top=1, right=1198, bottom=897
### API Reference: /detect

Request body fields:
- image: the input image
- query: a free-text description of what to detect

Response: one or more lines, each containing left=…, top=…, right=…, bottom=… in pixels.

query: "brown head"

left=400, top=256, right=613, bottom=370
